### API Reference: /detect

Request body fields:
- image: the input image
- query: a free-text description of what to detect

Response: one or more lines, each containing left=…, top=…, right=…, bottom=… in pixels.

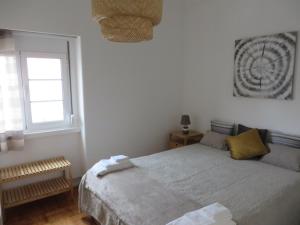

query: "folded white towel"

left=167, top=213, right=235, bottom=225
left=166, top=203, right=236, bottom=225
left=110, top=155, right=129, bottom=163
left=91, top=156, right=134, bottom=177
left=198, top=203, right=232, bottom=221
left=167, top=213, right=213, bottom=225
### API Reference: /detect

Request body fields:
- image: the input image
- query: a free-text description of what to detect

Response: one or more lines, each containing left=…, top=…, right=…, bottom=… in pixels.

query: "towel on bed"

left=91, top=155, right=134, bottom=177
left=166, top=203, right=236, bottom=225
left=110, top=155, right=129, bottom=163
left=200, top=203, right=232, bottom=221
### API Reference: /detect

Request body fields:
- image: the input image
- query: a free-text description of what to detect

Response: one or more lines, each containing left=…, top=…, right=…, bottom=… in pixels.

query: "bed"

left=79, top=144, right=300, bottom=225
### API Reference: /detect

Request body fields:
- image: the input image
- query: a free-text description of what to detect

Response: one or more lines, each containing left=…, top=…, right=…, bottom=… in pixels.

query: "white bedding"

left=79, top=144, right=300, bottom=225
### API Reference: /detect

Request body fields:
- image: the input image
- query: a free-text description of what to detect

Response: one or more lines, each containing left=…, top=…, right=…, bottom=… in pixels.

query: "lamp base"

left=182, top=126, right=190, bottom=135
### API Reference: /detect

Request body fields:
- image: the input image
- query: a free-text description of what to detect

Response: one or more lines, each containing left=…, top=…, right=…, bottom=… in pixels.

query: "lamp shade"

left=92, top=0, right=163, bottom=42
left=181, top=115, right=191, bottom=126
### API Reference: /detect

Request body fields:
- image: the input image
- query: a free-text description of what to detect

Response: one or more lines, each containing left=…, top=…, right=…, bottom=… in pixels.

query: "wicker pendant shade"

left=92, top=0, right=163, bottom=42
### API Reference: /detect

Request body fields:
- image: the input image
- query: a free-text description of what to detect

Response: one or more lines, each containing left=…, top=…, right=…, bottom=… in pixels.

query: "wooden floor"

left=5, top=188, right=96, bottom=225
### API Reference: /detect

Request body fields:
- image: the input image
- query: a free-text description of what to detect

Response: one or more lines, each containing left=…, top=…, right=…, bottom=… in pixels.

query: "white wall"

left=183, top=0, right=300, bottom=135
left=0, top=132, right=83, bottom=181
left=0, top=0, right=184, bottom=170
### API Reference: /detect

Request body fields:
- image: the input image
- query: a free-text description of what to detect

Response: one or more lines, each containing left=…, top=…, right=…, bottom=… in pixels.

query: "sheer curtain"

left=0, top=30, right=24, bottom=152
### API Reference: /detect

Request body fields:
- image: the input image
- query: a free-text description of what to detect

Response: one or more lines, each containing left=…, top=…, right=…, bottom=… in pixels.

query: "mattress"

left=79, top=144, right=300, bottom=225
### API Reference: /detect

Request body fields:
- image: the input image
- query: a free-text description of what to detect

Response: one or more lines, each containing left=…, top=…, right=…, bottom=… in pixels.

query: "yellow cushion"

left=227, top=129, right=268, bottom=160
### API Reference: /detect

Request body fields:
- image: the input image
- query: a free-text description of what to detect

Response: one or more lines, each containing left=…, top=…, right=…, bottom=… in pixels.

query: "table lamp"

left=181, top=115, right=191, bottom=134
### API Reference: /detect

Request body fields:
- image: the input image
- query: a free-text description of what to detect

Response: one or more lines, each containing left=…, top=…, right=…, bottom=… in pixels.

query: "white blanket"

left=79, top=145, right=300, bottom=225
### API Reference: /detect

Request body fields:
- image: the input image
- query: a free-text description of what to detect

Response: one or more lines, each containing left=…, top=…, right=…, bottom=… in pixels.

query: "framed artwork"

left=234, top=32, right=297, bottom=100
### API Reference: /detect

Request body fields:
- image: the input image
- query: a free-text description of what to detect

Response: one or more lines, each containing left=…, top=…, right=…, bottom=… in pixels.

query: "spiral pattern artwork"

left=234, top=32, right=297, bottom=100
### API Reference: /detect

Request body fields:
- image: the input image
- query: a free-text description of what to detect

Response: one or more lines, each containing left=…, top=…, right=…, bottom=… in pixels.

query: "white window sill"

left=24, top=127, right=81, bottom=139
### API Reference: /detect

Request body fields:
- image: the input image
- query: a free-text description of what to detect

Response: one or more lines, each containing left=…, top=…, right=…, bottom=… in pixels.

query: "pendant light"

left=91, top=0, right=163, bottom=43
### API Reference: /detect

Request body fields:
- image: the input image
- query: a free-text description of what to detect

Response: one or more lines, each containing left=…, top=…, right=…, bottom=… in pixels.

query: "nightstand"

left=168, top=130, right=203, bottom=149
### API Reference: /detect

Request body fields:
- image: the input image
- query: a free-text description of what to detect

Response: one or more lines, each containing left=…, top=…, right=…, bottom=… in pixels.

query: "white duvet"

left=80, top=144, right=300, bottom=225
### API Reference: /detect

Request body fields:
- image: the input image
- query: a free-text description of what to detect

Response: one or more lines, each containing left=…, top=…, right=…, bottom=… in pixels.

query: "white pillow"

left=200, top=131, right=228, bottom=150
left=260, top=144, right=300, bottom=172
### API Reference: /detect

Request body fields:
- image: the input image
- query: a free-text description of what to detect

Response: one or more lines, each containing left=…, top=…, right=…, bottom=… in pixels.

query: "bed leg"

left=64, top=167, right=74, bottom=200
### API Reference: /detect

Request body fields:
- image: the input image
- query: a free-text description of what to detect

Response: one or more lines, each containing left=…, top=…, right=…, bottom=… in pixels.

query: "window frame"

left=20, top=51, right=72, bottom=131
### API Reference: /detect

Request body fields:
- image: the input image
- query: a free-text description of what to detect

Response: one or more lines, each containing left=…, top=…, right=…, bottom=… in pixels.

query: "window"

left=0, top=31, right=78, bottom=133
left=21, top=52, right=71, bottom=130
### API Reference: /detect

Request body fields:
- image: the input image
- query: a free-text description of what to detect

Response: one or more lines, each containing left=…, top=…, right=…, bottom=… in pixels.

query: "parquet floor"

left=5, top=188, right=96, bottom=225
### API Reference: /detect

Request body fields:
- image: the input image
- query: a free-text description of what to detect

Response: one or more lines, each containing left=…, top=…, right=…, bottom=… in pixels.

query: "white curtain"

left=0, top=31, right=24, bottom=152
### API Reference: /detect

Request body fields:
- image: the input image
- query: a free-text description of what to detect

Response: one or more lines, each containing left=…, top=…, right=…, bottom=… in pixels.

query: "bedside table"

left=168, top=131, right=203, bottom=149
